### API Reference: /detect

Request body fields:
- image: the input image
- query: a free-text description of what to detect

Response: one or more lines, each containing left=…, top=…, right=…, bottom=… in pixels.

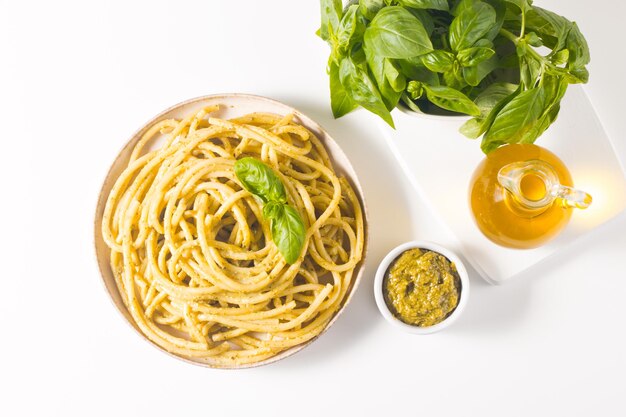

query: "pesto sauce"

left=383, top=248, right=461, bottom=327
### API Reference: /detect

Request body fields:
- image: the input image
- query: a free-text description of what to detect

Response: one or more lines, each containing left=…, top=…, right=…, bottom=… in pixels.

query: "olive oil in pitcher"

left=469, top=144, right=592, bottom=249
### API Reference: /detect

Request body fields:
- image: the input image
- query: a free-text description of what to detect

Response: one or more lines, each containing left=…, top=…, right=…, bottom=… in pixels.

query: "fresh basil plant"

left=234, top=157, right=306, bottom=264
left=318, top=0, right=590, bottom=153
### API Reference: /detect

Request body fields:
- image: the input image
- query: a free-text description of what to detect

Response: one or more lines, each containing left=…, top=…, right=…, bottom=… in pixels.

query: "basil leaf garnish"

left=234, top=157, right=287, bottom=204
left=234, top=158, right=305, bottom=264
left=269, top=204, right=306, bottom=265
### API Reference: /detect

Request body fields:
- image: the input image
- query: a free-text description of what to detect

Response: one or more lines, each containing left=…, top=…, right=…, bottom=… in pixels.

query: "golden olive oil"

left=469, top=144, right=576, bottom=249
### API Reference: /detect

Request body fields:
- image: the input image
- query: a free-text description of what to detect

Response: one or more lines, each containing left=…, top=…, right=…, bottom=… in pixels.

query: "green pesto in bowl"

left=383, top=248, right=461, bottom=327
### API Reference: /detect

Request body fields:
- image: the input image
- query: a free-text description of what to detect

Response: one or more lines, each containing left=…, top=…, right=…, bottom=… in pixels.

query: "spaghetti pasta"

left=101, top=106, right=365, bottom=366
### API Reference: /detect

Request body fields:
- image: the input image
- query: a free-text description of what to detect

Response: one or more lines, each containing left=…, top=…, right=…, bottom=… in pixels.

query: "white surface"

left=379, top=87, right=626, bottom=283
left=1, top=1, right=625, bottom=416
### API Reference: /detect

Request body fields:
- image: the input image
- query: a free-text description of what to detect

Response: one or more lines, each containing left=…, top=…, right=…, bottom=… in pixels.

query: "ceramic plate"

left=93, top=94, right=369, bottom=367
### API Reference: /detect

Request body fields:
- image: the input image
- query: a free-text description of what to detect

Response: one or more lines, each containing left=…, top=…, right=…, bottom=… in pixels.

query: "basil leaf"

left=460, top=82, right=518, bottom=138
left=463, top=54, right=498, bottom=86
left=397, top=56, right=440, bottom=85
left=504, top=0, right=532, bottom=13
left=522, top=74, right=567, bottom=141
left=524, top=32, right=543, bottom=47
left=318, top=0, right=343, bottom=42
left=359, top=0, right=385, bottom=21
left=457, top=47, right=495, bottom=67
left=483, top=0, right=506, bottom=41
left=476, top=82, right=519, bottom=116
left=336, top=5, right=366, bottom=55
left=459, top=118, right=483, bottom=139
left=461, top=66, right=480, bottom=87
left=406, top=8, right=435, bottom=37
left=524, top=6, right=570, bottom=39
left=401, top=93, right=424, bottom=113
left=329, top=61, right=358, bottom=118
left=339, top=55, right=395, bottom=127
left=481, top=86, right=546, bottom=152
left=551, top=49, right=569, bottom=66
left=520, top=79, right=565, bottom=143
left=566, top=23, right=590, bottom=70
left=422, top=85, right=480, bottom=116
left=442, top=67, right=466, bottom=90
left=235, top=159, right=306, bottom=265
left=336, top=5, right=358, bottom=50
left=518, top=46, right=542, bottom=88
left=262, top=200, right=283, bottom=220
left=472, top=38, right=495, bottom=49
left=567, top=67, right=589, bottom=84
left=454, top=0, right=502, bottom=15
left=270, top=204, right=306, bottom=265
left=234, top=157, right=287, bottom=204
left=363, top=6, right=433, bottom=59
left=458, top=41, right=497, bottom=86
left=460, top=84, right=521, bottom=139
left=396, top=0, right=449, bottom=11
left=451, top=0, right=474, bottom=16
left=449, top=2, right=496, bottom=51
left=421, top=50, right=455, bottom=73
left=384, top=60, right=406, bottom=93
left=515, top=6, right=572, bottom=52
left=366, top=47, right=402, bottom=110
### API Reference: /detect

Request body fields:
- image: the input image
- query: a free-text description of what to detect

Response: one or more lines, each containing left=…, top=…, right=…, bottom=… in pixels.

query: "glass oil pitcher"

left=469, top=144, right=592, bottom=249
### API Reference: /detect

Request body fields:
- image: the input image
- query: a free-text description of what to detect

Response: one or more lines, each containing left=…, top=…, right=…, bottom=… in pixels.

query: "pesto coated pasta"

left=101, top=106, right=364, bottom=366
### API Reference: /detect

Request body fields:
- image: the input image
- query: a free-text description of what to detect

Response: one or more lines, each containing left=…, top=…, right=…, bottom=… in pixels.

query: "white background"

left=2, top=1, right=625, bottom=416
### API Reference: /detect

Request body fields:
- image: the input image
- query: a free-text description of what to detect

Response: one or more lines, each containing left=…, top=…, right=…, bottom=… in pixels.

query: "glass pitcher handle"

left=554, top=184, right=592, bottom=209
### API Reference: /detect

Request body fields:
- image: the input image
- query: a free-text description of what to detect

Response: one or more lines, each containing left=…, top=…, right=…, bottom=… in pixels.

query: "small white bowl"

left=374, top=241, right=470, bottom=334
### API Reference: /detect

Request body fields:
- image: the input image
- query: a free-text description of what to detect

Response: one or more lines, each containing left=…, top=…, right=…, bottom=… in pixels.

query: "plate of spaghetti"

left=94, top=94, right=368, bottom=368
